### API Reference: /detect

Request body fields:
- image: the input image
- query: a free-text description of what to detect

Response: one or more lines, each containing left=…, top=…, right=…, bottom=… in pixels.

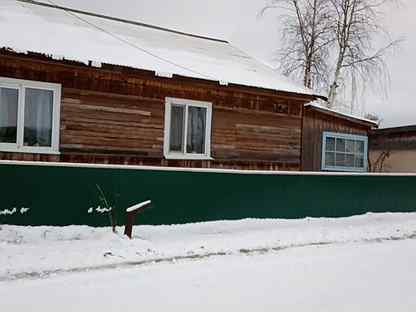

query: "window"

left=164, top=97, right=212, bottom=159
left=0, top=77, right=61, bottom=154
left=322, top=132, right=368, bottom=172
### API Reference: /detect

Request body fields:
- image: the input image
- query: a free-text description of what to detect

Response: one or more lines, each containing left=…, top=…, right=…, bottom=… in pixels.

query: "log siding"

left=0, top=51, right=315, bottom=170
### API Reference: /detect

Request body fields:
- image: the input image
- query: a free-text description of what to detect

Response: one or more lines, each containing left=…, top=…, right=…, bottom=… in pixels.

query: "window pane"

left=325, top=137, right=335, bottom=151
left=0, top=87, right=18, bottom=143
left=325, top=152, right=335, bottom=167
left=355, top=155, right=364, bottom=168
left=336, top=138, right=345, bottom=152
left=169, top=105, right=185, bottom=152
left=24, top=88, right=54, bottom=147
left=355, top=140, right=365, bottom=154
left=345, top=154, right=355, bottom=167
left=187, top=106, right=206, bottom=154
left=345, top=139, right=355, bottom=153
left=335, top=153, right=345, bottom=167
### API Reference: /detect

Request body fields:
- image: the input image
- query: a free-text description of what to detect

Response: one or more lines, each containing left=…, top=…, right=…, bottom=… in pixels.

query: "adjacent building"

left=369, top=125, right=416, bottom=172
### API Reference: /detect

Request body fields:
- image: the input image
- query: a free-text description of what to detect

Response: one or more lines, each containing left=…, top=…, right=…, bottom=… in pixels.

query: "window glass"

left=169, top=105, right=185, bottom=152
left=186, top=106, right=206, bottom=154
left=355, top=141, right=364, bottom=154
left=325, top=152, right=335, bottom=166
left=345, top=139, right=355, bottom=153
left=345, top=154, right=355, bottom=167
left=336, top=138, right=345, bottom=152
left=325, top=137, right=335, bottom=151
left=322, top=132, right=368, bottom=171
left=24, top=88, right=54, bottom=147
left=355, top=155, right=364, bottom=168
left=0, top=87, right=18, bottom=143
left=335, top=153, right=345, bottom=167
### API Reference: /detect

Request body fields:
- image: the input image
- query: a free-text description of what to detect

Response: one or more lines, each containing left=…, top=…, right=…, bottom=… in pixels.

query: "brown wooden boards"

left=0, top=52, right=315, bottom=170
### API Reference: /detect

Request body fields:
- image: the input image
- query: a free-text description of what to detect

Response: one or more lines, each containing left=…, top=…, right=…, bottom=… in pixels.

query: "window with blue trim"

left=321, top=132, right=368, bottom=172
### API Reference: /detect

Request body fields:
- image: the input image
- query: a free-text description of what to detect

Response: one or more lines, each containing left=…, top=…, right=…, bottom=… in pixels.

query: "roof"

left=0, top=0, right=315, bottom=96
left=305, top=101, right=378, bottom=128
left=370, top=125, right=416, bottom=151
left=371, top=125, right=416, bottom=135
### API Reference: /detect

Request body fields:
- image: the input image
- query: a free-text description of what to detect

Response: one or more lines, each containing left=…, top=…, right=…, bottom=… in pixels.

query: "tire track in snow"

left=2, top=232, right=416, bottom=282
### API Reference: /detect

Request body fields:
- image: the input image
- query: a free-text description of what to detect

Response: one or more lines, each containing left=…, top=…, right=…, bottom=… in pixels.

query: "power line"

left=16, top=0, right=228, bottom=43
left=16, top=0, right=218, bottom=80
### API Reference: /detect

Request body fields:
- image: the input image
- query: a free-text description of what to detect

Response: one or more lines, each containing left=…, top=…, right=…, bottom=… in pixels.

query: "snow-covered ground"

left=2, top=239, right=415, bottom=311
left=1, top=213, right=416, bottom=310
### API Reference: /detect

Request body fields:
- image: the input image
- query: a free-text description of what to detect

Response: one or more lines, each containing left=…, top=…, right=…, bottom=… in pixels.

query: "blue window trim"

left=321, top=132, right=368, bottom=172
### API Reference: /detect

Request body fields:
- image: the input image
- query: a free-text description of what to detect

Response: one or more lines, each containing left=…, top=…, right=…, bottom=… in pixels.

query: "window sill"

left=164, top=153, right=214, bottom=161
left=0, top=147, right=61, bottom=155
left=322, top=166, right=367, bottom=172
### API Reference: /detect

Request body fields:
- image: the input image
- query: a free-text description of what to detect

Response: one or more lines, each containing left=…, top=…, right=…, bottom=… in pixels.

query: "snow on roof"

left=306, top=100, right=379, bottom=126
left=0, top=0, right=315, bottom=96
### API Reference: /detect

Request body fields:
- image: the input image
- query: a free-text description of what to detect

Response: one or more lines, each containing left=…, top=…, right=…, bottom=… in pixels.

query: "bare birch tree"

left=263, top=0, right=400, bottom=110
left=261, top=0, right=334, bottom=90
left=326, top=0, right=400, bottom=108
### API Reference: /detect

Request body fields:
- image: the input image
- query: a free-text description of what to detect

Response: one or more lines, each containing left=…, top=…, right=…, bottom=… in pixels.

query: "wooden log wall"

left=370, top=127, right=416, bottom=151
left=0, top=51, right=314, bottom=170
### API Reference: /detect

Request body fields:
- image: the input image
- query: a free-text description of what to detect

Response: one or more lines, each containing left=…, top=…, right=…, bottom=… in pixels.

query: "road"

left=1, top=238, right=415, bottom=311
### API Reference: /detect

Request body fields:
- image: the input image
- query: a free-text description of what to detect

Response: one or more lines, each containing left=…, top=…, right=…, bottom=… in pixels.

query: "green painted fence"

left=1, top=161, right=415, bottom=226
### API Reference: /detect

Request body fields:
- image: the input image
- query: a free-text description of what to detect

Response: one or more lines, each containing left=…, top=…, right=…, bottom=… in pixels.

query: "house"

left=369, top=125, right=416, bottom=172
left=0, top=1, right=415, bottom=227
left=301, top=102, right=378, bottom=172
left=0, top=0, right=319, bottom=171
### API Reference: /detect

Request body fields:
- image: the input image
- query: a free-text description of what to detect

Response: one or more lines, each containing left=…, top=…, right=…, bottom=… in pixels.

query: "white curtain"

left=24, top=88, right=53, bottom=147
left=186, top=107, right=206, bottom=154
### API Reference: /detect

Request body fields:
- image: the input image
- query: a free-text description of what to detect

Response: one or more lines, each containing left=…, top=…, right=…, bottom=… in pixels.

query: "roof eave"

left=305, top=104, right=379, bottom=128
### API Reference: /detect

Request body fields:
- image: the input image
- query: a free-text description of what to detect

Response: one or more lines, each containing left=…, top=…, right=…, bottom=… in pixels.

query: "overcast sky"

left=49, top=0, right=415, bottom=128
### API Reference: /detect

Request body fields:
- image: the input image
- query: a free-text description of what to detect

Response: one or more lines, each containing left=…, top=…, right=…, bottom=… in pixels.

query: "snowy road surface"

left=1, top=213, right=416, bottom=310
left=1, top=239, right=415, bottom=311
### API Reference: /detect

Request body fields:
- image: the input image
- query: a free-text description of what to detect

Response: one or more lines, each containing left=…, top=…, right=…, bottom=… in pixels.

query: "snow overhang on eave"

left=0, top=47, right=320, bottom=99
left=305, top=102, right=379, bottom=128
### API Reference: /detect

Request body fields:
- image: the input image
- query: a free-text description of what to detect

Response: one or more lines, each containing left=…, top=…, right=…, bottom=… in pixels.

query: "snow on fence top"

left=1, top=160, right=416, bottom=177
left=0, top=0, right=314, bottom=96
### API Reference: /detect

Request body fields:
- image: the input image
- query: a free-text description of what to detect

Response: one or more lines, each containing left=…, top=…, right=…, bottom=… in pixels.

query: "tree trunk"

left=327, top=60, right=343, bottom=108
left=304, top=60, right=312, bottom=88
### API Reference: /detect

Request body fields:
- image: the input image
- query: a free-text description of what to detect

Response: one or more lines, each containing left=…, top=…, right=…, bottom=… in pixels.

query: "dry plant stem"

left=96, top=184, right=116, bottom=233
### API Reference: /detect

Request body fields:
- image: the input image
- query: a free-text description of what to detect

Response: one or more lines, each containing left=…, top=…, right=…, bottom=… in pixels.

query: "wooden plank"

left=63, top=102, right=152, bottom=116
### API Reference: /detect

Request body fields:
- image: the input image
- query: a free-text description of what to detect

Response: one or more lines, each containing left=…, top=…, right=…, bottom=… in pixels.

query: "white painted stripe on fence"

left=0, top=160, right=415, bottom=177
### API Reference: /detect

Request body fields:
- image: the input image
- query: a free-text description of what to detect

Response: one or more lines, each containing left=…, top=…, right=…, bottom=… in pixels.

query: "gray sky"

left=49, top=0, right=415, bottom=128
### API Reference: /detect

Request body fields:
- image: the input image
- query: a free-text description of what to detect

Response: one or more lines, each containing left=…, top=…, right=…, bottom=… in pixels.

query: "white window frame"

left=0, top=77, right=61, bottom=155
left=164, top=97, right=213, bottom=160
left=321, top=131, right=368, bottom=172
